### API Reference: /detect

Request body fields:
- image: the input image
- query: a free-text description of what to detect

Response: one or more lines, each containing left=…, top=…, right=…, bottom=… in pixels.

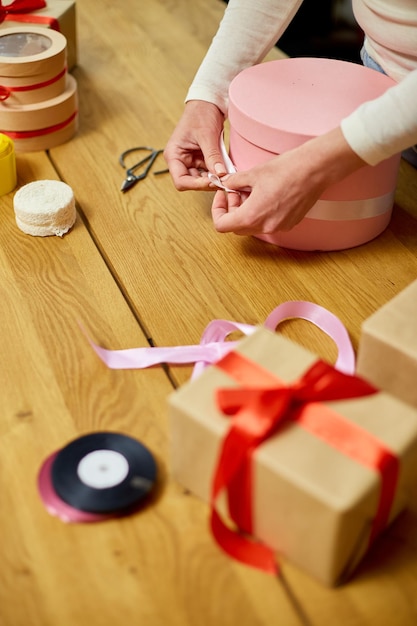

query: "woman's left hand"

left=211, top=127, right=367, bottom=236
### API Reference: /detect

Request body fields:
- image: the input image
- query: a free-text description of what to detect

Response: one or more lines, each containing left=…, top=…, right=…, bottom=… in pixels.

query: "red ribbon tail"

left=0, top=86, right=10, bottom=101
left=211, top=508, right=278, bottom=575
left=368, top=451, right=399, bottom=545
left=0, top=0, right=46, bottom=22
left=3, top=13, right=60, bottom=30
left=1, top=0, right=46, bottom=13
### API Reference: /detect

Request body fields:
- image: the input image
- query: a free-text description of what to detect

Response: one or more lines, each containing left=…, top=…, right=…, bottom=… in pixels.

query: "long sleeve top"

left=186, top=0, right=417, bottom=165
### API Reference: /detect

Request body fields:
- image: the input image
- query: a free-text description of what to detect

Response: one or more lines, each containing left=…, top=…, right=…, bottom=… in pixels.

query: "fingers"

left=167, top=157, right=211, bottom=191
left=165, top=101, right=230, bottom=191
left=194, top=105, right=228, bottom=176
left=209, top=169, right=255, bottom=232
left=202, top=147, right=228, bottom=178
left=211, top=188, right=255, bottom=235
left=211, top=188, right=241, bottom=220
left=164, top=143, right=224, bottom=191
left=218, top=171, right=252, bottom=194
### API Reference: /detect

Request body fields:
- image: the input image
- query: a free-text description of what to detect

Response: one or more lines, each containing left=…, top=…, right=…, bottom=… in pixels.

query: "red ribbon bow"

left=0, top=0, right=46, bottom=22
left=211, top=351, right=399, bottom=574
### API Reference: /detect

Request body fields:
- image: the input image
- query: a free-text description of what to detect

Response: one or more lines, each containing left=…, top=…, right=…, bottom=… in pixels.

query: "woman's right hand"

left=164, top=100, right=227, bottom=191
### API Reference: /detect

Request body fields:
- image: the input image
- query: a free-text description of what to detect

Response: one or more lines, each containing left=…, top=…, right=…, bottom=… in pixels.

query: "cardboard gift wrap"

left=169, top=327, right=417, bottom=586
left=357, top=279, right=417, bottom=409
left=0, top=0, right=77, bottom=70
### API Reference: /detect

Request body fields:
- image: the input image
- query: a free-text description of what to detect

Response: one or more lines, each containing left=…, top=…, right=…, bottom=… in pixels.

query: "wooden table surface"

left=1, top=1, right=417, bottom=625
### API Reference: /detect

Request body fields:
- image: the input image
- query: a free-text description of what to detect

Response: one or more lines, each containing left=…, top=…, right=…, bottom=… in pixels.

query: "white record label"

left=77, top=450, right=129, bottom=489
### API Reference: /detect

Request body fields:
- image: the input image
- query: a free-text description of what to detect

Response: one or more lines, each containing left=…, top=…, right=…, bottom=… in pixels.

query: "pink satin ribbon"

left=85, top=301, right=356, bottom=376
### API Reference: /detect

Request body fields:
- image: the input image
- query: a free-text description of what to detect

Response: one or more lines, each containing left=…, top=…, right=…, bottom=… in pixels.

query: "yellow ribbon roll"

left=0, top=133, right=17, bottom=196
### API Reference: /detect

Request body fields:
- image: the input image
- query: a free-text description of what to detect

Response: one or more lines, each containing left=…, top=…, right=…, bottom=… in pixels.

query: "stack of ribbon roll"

left=0, top=25, right=77, bottom=152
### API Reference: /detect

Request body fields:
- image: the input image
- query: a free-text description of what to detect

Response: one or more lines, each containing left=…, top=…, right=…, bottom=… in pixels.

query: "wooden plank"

left=51, top=0, right=417, bottom=387
left=34, top=0, right=417, bottom=623
left=282, top=497, right=417, bottom=626
left=0, top=156, right=303, bottom=623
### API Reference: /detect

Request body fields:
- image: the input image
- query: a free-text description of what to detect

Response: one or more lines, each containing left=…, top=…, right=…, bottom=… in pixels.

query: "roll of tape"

left=10, top=113, right=78, bottom=152
left=0, top=26, right=67, bottom=79
left=0, top=67, right=67, bottom=105
left=0, top=74, right=77, bottom=131
left=0, top=133, right=17, bottom=196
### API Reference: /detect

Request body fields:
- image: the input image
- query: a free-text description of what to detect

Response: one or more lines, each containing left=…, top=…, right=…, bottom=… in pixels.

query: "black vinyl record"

left=51, top=432, right=157, bottom=514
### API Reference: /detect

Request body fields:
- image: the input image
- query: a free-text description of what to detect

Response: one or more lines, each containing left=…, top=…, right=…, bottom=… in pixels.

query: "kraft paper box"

left=1, top=1, right=77, bottom=70
left=169, top=327, right=417, bottom=586
left=357, top=279, right=417, bottom=409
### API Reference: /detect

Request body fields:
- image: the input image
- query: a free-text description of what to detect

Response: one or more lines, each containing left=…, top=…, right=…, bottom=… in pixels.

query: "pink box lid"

left=228, top=58, right=397, bottom=153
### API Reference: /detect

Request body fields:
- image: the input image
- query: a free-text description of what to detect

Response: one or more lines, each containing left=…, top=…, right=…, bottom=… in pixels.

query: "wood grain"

left=50, top=0, right=417, bottom=390
left=1, top=0, right=417, bottom=624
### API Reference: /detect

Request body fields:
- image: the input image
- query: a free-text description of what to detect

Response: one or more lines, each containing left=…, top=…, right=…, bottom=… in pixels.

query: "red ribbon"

left=2, top=110, right=77, bottom=139
left=0, top=66, right=66, bottom=101
left=0, top=0, right=60, bottom=30
left=0, top=0, right=46, bottom=22
left=211, top=350, right=399, bottom=574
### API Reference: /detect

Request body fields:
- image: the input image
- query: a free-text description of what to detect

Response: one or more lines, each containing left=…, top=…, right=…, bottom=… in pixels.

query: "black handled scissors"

left=119, top=146, right=169, bottom=192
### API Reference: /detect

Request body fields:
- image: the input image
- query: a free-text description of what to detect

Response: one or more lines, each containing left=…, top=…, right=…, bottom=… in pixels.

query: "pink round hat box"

left=228, top=58, right=401, bottom=251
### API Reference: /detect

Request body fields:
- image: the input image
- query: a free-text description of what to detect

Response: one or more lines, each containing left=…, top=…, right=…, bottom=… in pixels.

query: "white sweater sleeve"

left=186, top=0, right=417, bottom=166
left=186, top=0, right=303, bottom=114
left=341, top=69, right=417, bottom=165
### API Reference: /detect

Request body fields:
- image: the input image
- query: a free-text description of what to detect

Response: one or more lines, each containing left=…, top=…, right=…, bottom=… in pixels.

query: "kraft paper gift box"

left=0, top=0, right=77, bottom=70
left=169, top=327, right=417, bottom=586
left=357, top=279, right=417, bottom=409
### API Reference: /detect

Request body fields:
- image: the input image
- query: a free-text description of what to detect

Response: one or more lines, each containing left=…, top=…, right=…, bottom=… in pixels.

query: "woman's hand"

left=164, top=100, right=227, bottom=191
left=211, top=127, right=367, bottom=235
